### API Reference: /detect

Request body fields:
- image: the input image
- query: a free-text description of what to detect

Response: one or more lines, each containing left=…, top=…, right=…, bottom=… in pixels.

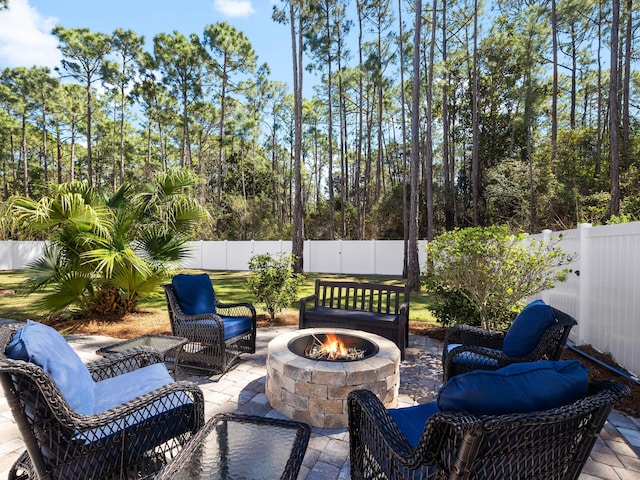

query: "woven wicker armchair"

left=163, top=274, right=256, bottom=375
left=348, top=380, right=630, bottom=480
left=0, top=322, right=205, bottom=480
left=443, top=302, right=577, bottom=381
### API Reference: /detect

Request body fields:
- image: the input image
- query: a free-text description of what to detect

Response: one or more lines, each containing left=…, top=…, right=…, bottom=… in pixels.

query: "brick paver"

left=0, top=325, right=638, bottom=479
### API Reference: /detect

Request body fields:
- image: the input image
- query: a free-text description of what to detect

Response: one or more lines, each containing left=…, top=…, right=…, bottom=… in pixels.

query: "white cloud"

left=214, top=0, right=255, bottom=18
left=0, top=0, right=61, bottom=70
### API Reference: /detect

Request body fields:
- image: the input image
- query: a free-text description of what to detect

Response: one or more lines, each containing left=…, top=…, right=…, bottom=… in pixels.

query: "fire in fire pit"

left=288, top=332, right=379, bottom=362
left=307, top=333, right=364, bottom=360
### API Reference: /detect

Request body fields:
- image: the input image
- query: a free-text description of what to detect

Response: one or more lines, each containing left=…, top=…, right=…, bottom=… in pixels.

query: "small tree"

left=427, top=226, right=572, bottom=330
left=247, top=253, right=304, bottom=321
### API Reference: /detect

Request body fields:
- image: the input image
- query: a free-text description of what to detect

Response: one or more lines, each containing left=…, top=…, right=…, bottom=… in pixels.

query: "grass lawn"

left=0, top=270, right=437, bottom=338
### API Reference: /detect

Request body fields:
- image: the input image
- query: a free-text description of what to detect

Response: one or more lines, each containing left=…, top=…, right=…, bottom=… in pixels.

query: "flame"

left=320, top=334, right=348, bottom=360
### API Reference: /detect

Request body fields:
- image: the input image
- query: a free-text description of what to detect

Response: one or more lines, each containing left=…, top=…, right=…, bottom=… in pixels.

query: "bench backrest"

left=314, top=280, right=408, bottom=315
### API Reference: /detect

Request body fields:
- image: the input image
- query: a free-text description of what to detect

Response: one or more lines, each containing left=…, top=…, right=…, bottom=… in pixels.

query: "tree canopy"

left=1, top=1, right=638, bottom=246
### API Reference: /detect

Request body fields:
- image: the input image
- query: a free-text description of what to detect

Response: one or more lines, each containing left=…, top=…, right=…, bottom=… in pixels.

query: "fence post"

left=576, top=223, right=592, bottom=346
left=540, top=229, right=552, bottom=304
left=372, top=239, right=377, bottom=275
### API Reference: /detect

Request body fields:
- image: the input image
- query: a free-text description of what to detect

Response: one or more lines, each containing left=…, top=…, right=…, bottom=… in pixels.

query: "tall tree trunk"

left=21, top=114, right=28, bottom=197
left=70, top=123, right=76, bottom=182
left=291, top=1, right=305, bottom=273
left=398, top=0, right=409, bottom=275
left=41, top=99, right=49, bottom=194
left=356, top=0, right=365, bottom=239
left=56, top=124, right=63, bottom=184
left=596, top=0, right=603, bottom=177
left=11, top=133, right=17, bottom=195
left=425, top=0, right=437, bottom=241
left=622, top=0, right=632, bottom=164
left=610, top=0, right=621, bottom=216
left=442, top=0, right=454, bottom=230
left=86, top=86, right=93, bottom=186
left=551, top=0, right=558, bottom=161
left=408, top=0, right=422, bottom=292
left=119, top=81, right=126, bottom=185
left=324, top=1, right=335, bottom=240
left=471, top=0, right=480, bottom=226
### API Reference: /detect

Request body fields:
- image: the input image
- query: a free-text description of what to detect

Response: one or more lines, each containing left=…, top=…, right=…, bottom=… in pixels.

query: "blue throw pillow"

left=502, top=300, right=556, bottom=357
left=172, top=273, right=216, bottom=316
left=437, top=360, right=588, bottom=416
left=5, top=320, right=95, bottom=415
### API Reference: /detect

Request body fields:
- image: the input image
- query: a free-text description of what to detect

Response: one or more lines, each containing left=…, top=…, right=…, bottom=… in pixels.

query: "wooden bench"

left=299, top=280, right=410, bottom=359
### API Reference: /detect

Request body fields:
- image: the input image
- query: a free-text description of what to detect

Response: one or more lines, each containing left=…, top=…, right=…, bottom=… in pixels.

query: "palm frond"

left=37, top=271, right=93, bottom=314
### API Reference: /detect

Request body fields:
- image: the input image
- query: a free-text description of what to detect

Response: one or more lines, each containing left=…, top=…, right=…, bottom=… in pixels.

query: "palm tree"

left=11, top=168, right=209, bottom=316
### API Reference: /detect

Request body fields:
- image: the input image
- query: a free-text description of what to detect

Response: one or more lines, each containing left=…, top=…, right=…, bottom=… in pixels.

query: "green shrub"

left=426, top=226, right=572, bottom=331
left=247, top=253, right=304, bottom=321
left=424, top=276, right=480, bottom=327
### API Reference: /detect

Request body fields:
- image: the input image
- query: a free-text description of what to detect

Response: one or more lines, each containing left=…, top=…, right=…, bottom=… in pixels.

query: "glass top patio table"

left=96, top=334, right=189, bottom=356
left=154, top=413, right=311, bottom=480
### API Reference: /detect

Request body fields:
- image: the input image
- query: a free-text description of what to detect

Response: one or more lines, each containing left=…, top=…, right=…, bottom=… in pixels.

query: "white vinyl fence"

left=530, top=223, right=640, bottom=377
left=2, top=227, right=639, bottom=376
left=178, top=239, right=429, bottom=276
left=0, top=239, right=429, bottom=276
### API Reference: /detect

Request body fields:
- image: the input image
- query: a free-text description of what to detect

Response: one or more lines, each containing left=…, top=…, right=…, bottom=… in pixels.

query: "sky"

left=0, top=0, right=306, bottom=94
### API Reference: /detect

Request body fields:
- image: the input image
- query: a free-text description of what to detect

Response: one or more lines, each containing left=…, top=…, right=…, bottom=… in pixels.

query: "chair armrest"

left=87, top=347, right=164, bottom=382
left=298, top=294, right=317, bottom=328
left=442, top=344, right=515, bottom=382
left=348, top=390, right=420, bottom=465
left=443, top=324, right=505, bottom=350
left=299, top=294, right=317, bottom=308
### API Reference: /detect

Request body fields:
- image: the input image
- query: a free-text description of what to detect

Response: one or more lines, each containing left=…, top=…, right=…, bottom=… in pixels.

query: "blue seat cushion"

left=172, top=273, right=216, bottom=315
left=93, top=363, right=174, bottom=414
left=438, top=360, right=588, bottom=416
left=183, top=316, right=252, bottom=341
left=5, top=320, right=95, bottom=415
left=388, top=401, right=440, bottom=448
left=502, top=300, right=556, bottom=357
left=220, top=316, right=253, bottom=340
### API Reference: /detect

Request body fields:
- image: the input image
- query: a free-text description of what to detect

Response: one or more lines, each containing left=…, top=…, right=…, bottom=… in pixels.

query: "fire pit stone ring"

left=266, top=328, right=400, bottom=428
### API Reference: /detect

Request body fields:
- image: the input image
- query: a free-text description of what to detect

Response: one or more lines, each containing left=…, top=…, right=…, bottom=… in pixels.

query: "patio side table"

left=154, top=413, right=311, bottom=480
left=96, top=334, right=189, bottom=378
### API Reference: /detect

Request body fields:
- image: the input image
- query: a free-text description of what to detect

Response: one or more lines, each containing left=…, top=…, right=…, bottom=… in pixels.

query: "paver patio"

left=0, top=325, right=638, bottom=479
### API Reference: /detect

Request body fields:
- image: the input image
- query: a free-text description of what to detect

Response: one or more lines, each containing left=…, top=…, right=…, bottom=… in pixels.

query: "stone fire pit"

left=266, top=328, right=400, bottom=428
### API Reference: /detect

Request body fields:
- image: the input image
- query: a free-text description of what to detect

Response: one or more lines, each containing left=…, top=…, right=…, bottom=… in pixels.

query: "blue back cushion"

left=172, top=273, right=216, bottom=315
left=502, top=300, right=556, bottom=357
left=437, top=360, right=588, bottom=416
left=6, top=320, right=95, bottom=415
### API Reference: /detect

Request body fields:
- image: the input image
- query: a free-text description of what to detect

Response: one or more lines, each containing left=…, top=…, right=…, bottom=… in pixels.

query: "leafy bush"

left=424, top=276, right=480, bottom=327
left=426, top=226, right=572, bottom=330
left=247, top=253, right=304, bottom=321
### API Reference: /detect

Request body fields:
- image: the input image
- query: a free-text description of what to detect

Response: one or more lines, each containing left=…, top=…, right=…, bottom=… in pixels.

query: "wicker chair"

left=0, top=321, right=205, bottom=480
left=348, top=380, right=630, bottom=480
left=163, top=274, right=256, bottom=375
left=442, top=302, right=577, bottom=381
